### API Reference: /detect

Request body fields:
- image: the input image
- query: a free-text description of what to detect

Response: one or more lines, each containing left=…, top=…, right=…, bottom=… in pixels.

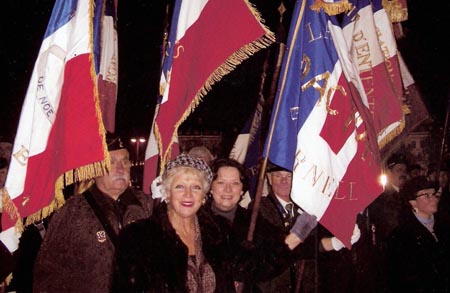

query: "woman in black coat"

left=116, top=155, right=318, bottom=292
left=387, top=176, right=450, bottom=292
left=116, top=154, right=225, bottom=292
left=204, top=158, right=319, bottom=291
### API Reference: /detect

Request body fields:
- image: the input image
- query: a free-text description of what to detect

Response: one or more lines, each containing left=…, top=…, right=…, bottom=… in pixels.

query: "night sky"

left=1, top=0, right=449, bottom=153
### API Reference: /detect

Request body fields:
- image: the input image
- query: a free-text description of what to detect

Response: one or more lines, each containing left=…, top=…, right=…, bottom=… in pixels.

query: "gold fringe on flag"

left=377, top=102, right=410, bottom=150
left=310, top=0, right=353, bottom=15
left=155, top=0, right=276, bottom=172
left=1, top=188, right=24, bottom=233
left=377, top=118, right=406, bottom=150
left=1, top=188, right=24, bottom=286
left=382, top=0, right=408, bottom=23
left=23, top=0, right=110, bottom=227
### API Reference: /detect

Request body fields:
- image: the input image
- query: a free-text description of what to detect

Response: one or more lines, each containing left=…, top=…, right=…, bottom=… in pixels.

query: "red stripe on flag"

left=155, top=0, right=270, bottom=166
left=2, top=54, right=104, bottom=229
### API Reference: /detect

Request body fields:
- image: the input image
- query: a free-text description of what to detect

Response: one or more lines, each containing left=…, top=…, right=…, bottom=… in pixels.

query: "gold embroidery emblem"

left=97, top=230, right=107, bottom=243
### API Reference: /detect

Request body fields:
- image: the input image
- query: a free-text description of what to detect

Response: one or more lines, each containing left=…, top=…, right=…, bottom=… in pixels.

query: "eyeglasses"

left=415, top=192, right=441, bottom=199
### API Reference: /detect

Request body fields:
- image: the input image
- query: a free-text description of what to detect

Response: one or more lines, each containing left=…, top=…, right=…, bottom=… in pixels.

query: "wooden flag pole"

left=246, top=47, right=286, bottom=242
left=246, top=3, right=288, bottom=243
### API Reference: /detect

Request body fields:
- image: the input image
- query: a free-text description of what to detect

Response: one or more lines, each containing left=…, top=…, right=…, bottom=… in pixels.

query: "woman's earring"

left=413, top=207, right=419, bottom=213
left=202, top=198, right=206, bottom=205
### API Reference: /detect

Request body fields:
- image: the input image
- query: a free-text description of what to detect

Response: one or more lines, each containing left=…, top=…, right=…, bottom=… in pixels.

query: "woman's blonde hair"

left=162, top=166, right=210, bottom=199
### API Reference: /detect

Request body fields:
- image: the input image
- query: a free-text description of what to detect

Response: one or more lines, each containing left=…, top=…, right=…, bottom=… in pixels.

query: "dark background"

left=1, top=0, right=449, bottom=156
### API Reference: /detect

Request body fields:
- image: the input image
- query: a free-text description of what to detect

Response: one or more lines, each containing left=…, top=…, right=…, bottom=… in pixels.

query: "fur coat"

left=115, top=202, right=232, bottom=292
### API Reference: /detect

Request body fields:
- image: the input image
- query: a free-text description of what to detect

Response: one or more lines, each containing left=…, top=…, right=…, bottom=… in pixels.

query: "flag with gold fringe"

left=339, top=0, right=405, bottom=151
left=264, top=0, right=383, bottom=247
left=1, top=0, right=109, bottom=237
left=143, top=0, right=275, bottom=193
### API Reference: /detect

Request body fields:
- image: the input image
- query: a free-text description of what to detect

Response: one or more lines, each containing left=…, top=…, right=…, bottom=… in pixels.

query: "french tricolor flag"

left=1, top=0, right=107, bottom=236
left=143, top=0, right=275, bottom=194
left=339, top=0, right=404, bottom=149
left=264, top=0, right=383, bottom=247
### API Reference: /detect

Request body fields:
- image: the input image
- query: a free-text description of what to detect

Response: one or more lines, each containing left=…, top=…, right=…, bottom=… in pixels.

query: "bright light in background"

left=380, top=173, right=387, bottom=190
left=130, top=138, right=146, bottom=144
left=130, top=137, right=147, bottom=164
left=129, top=137, right=147, bottom=189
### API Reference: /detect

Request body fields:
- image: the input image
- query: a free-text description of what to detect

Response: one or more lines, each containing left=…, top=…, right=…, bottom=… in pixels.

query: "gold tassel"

left=377, top=118, right=406, bottom=150
left=1, top=188, right=24, bottom=232
left=155, top=0, right=276, bottom=172
left=382, top=0, right=408, bottom=23
left=310, top=0, right=353, bottom=15
left=22, top=0, right=109, bottom=227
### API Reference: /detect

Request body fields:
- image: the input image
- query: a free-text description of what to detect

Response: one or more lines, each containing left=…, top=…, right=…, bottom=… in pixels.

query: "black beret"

left=400, top=176, right=438, bottom=201
left=387, top=153, right=408, bottom=169
left=266, top=161, right=290, bottom=173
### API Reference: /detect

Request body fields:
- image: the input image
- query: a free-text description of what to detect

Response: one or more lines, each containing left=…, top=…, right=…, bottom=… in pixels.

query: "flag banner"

left=372, top=0, right=404, bottom=96
left=143, top=0, right=275, bottom=193
left=229, top=43, right=286, bottom=200
left=398, top=53, right=429, bottom=130
left=340, top=0, right=404, bottom=150
left=142, top=108, right=179, bottom=194
left=1, top=0, right=108, bottom=232
left=381, top=53, right=430, bottom=159
left=229, top=101, right=263, bottom=198
left=264, top=0, right=382, bottom=247
left=95, top=0, right=118, bottom=133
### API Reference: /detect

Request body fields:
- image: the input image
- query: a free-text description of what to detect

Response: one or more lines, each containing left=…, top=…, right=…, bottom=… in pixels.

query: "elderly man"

left=33, top=133, right=153, bottom=292
left=250, top=162, right=360, bottom=292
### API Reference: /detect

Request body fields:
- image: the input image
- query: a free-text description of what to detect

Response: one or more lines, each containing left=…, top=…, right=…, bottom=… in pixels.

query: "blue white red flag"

left=363, top=0, right=405, bottom=148
left=1, top=0, right=108, bottom=235
left=264, top=0, right=383, bottom=247
left=143, top=0, right=275, bottom=193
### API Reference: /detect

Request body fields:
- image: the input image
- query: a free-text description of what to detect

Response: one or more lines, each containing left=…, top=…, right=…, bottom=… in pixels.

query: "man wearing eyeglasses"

left=33, top=132, right=153, bottom=292
left=252, top=162, right=360, bottom=292
left=387, top=176, right=450, bottom=292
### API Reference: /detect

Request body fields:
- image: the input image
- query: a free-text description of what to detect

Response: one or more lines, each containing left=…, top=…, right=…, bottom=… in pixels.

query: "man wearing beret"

left=251, top=162, right=360, bottom=292
left=33, top=132, right=153, bottom=292
left=248, top=162, right=316, bottom=292
left=353, top=152, right=410, bottom=291
left=367, top=153, right=409, bottom=247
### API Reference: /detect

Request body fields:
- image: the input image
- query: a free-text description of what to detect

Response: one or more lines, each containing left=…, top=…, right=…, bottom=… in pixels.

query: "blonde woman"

left=116, top=154, right=227, bottom=292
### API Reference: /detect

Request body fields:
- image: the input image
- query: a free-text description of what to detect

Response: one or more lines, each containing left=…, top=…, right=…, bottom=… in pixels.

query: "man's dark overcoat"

left=33, top=185, right=153, bottom=292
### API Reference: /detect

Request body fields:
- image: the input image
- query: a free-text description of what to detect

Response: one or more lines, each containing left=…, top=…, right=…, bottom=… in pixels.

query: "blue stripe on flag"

left=263, top=0, right=339, bottom=171
left=44, top=0, right=77, bottom=38
left=93, top=0, right=104, bottom=73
